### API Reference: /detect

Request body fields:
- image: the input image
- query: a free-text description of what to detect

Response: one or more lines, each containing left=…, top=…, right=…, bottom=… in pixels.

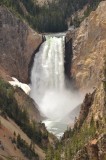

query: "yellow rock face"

left=71, top=1, right=106, bottom=91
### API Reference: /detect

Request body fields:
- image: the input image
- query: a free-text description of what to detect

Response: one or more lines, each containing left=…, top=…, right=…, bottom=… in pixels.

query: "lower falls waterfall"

left=30, top=35, right=83, bottom=138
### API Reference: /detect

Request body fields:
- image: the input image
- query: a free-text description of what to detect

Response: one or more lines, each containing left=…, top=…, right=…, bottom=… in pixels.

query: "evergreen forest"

left=0, top=0, right=102, bottom=32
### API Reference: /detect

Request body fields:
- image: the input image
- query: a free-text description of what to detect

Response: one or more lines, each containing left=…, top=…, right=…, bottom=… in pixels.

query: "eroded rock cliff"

left=67, top=1, right=106, bottom=91
left=0, top=6, right=42, bottom=83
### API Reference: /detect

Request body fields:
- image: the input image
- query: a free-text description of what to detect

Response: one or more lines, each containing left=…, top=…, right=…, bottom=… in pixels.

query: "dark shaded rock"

left=65, top=37, right=73, bottom=80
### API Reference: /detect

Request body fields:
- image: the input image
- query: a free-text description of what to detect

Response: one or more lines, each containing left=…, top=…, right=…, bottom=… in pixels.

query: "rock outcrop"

left=73, top=133, right=106, bottom=160
left=14, top=87, right=41, bottom=122
left=0, top=6, right=42, bottom=83
left=67, top=1, right=106, bottom=91
left=65, top=37, right=73, bottom=80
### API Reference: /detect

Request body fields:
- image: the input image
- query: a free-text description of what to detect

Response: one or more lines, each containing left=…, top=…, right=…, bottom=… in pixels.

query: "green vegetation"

left=72, top=0, right=104, bottom=28
left=46, top=116, right=97, bottom=160
left=11, top=133, right=38, bottom=159
left=0, top=0, right=103, bottom=32
left=84, top=0, right=103, bottom=17
left=15, top=134, right=39, bottom=160
left=0, top=79, right=49, bottom=150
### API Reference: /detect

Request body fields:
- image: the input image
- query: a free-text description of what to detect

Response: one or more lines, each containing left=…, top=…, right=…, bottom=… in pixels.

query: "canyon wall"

left=0, top=6, right=42, bottom=83
left=60, top=2, right=106, bottom=160
left=67, top=1, right=106, bottom=91
left=0, top=5, right=43, bottom=125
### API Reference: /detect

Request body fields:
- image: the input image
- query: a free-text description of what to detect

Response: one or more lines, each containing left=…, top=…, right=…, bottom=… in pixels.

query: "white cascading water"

left=30, top=36, right=65, bottom=103
left=30, top=36, right=83, bottom=138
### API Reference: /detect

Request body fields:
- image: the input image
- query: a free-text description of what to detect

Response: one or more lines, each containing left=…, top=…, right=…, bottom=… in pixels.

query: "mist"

left=38, top=88, right=83, bottom=122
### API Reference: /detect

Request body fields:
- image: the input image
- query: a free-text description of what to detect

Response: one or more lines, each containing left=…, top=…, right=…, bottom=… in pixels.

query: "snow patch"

left=9, top=77, right=30, bottom=94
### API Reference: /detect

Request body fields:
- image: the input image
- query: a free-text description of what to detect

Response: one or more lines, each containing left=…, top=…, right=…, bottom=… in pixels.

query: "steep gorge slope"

left=61, top=82, right=106, bottom=160
left=0, top=115, right=45, bottom=160
left=67, top=1, right=106, bottom=158
left=0, top=6, right=42, bottom=83
left=0, top=79, right=57, bottom=160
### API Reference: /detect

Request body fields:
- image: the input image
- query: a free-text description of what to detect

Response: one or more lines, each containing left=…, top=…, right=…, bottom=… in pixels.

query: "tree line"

left=0, top=0, right=103, bottom=32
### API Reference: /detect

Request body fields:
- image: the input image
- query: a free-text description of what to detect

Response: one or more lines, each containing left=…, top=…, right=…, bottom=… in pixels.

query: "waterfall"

left=30, top=36, right=65, bottom=107
left=30, top=35, right=83, bottom=137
